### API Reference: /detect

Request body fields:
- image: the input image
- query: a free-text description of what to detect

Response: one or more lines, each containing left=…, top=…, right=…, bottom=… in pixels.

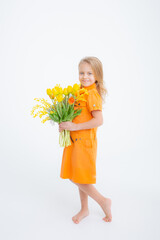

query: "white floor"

left=0, top=181, right=159, bottom=240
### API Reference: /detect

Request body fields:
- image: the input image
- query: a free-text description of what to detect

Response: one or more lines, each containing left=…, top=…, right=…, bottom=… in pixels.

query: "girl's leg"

left=70, top=180, right=112, bottom=222
left=78, top=187, right=89, bottom=210
left=72, top=187, right=89, bottom=224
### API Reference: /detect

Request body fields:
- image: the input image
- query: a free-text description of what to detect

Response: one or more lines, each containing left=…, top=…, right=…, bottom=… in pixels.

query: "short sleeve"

left=87, top=89, right=102, bottom=113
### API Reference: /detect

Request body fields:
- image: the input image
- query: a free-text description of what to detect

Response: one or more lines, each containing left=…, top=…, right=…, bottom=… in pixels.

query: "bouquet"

left=31, top=83, right=88, bottom=147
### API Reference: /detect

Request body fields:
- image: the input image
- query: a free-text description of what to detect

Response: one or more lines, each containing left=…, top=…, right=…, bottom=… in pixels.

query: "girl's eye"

left=79, top=72, right=92, bottom=75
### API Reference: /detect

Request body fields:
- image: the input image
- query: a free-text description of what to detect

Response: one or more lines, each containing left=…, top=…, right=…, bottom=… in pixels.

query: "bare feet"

left=72, top=209, right=89, bottom=224
left=100, top=197, right=112, bottom=222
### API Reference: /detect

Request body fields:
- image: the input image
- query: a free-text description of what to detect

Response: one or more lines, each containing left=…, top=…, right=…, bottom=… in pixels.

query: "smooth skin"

left=59, top=62, right=112, bottom=224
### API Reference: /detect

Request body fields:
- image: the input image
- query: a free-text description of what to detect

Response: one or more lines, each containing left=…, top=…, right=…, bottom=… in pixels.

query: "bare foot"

left=100, top=197, right=112, bottom=222
left=72, top=209, right=89, bottom=224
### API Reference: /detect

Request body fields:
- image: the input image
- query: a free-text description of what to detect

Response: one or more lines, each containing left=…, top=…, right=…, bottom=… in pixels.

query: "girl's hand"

left=58, top=121, right=77, bottom=132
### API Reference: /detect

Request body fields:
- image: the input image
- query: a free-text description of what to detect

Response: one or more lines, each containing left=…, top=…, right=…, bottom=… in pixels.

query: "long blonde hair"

left=78, top=56, right=108, bottom=104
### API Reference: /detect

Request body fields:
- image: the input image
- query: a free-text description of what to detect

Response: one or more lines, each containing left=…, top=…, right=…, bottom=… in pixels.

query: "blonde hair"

left=78, top=56, right=108, bottom=104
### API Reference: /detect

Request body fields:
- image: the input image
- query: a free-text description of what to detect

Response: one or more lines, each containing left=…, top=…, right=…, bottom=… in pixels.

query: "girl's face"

left=79, top=62, right=96, bottom=87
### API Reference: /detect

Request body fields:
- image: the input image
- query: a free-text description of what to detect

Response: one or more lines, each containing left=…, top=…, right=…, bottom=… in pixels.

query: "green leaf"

left=61, top=102, right=67, bottom=119
left=62, top=110, right=68, bottom=121
left=55, top=102, right=62, bottom=119
left=62, top=102, right=66, bottom=111
left=49, top=114, right=60, bottom=122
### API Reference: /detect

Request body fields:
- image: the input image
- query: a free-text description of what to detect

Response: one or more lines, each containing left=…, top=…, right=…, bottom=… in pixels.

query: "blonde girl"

left=59, top=56, right=112, bottom=224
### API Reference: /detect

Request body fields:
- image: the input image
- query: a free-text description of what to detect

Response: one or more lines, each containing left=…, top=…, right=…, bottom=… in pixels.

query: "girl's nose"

left=83, top=73, right=88, bottom=78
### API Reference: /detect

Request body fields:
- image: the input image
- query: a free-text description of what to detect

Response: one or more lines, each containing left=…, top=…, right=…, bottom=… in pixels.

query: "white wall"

left=0, top=0, right=160, bottom=239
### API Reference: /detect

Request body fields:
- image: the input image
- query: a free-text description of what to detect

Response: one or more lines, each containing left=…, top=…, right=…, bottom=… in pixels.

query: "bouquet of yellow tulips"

left=31, top=83, right=88, bottom=147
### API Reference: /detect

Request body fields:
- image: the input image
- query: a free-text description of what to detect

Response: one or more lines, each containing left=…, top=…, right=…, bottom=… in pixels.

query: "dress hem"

left=60, top=176, right=96, bottom=184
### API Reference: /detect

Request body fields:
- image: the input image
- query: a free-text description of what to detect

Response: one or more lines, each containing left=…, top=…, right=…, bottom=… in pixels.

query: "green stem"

left=59, top=129, right=71, bottom=147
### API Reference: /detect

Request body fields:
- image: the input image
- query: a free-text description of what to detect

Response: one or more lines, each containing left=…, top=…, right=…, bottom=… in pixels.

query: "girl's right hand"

left=59, top=121, right=78, bottom=132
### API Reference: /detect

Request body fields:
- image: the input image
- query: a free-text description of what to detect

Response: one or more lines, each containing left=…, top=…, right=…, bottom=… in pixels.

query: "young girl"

left=59, top=56, right=112, bottom=224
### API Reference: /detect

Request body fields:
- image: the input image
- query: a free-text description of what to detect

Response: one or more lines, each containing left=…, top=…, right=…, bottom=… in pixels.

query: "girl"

left=59, top=56, right=112, bottom=224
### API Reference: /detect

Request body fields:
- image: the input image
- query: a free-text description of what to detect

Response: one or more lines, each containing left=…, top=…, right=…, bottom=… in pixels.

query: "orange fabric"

left=60, top=82, right=102, bottom=184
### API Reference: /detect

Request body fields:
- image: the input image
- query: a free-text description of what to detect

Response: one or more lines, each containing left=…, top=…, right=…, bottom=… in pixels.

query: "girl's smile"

left=79, top=62, right=96, bottom=87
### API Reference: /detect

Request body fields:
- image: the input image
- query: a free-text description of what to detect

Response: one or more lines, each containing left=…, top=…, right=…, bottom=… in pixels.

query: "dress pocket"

left=82, top=138, right=93, bottom=148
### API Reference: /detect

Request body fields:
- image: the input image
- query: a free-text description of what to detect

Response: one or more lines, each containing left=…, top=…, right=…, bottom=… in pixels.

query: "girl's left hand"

left=59, top=121, right=77, bottom=132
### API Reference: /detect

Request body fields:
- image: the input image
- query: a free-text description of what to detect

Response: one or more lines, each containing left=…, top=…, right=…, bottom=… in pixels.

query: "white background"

left=0, top=0, right=160, bottom=239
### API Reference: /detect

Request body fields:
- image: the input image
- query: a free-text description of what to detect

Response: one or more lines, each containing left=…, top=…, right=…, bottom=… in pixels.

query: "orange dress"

left=60, top=82, right=102, bottom=184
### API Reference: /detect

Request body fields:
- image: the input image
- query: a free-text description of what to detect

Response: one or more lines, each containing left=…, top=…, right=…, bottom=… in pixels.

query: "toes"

left=103, top=218, right=108, bottom=222
left=74, top=219, right=79, bottom=224
left=72, top=217, right=79, bottom=224
left=103, top=217, right=112, bottom=222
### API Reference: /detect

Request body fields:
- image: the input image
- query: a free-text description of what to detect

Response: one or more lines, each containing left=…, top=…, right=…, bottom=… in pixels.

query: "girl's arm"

left=75, top=110, right=103, bottom=130
left=59, top=110, right=103, bottom=132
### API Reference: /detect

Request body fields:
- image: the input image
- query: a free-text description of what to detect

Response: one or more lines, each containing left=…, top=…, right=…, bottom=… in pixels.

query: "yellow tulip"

left=56, top=94, right=64, bottom=102
left=67, top=85, right=73, bottom=94
left=46, top=88, right=52, bottom=96
left=59, top=88, right=63, bottom=95
left=73, top=83, right=80, bottom=91
left=54, top=84, right=63, bottom=95
left=52, top=88, right=56, bottom=95
left=63, top=88, right=68, bottom=95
